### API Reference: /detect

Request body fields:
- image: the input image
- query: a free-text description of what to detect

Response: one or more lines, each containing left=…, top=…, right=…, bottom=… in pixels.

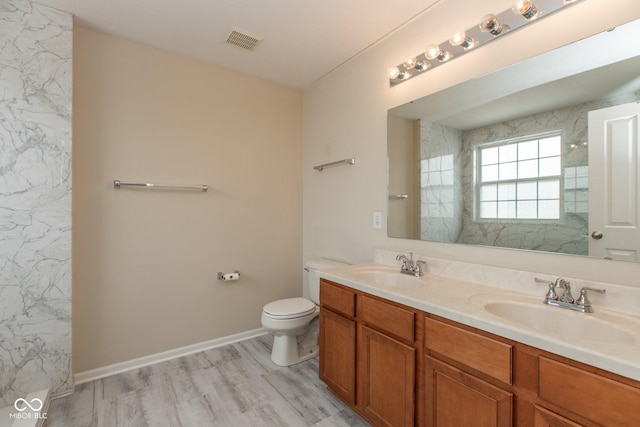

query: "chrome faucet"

left=535, top=277, right=605, bottom=313
left=396, top=252, right=426, bottom=277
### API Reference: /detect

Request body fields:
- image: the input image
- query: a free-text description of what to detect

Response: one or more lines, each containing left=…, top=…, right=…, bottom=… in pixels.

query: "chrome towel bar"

left=113, top=180, right=208, bottom=192
left=313, top=158, right=355, bottom=172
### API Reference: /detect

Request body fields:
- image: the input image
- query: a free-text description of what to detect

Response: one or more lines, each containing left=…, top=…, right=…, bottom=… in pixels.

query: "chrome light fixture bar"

left=389, top=0, right=584, bottom=87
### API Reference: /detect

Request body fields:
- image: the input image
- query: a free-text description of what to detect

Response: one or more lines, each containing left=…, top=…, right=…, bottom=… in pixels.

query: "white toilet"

left=261, top=258, right=348, bottom=366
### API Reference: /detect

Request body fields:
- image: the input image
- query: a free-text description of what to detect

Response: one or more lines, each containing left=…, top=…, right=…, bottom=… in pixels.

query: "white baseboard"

left=73, top=328, right=267, bottom=386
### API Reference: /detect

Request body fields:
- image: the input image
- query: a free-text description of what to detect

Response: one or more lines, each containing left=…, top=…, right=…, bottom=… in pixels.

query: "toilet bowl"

left=261, top=258, right=348, bottom=366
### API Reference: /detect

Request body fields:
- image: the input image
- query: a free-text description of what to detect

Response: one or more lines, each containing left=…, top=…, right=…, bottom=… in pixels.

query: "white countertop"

left=318, top=261, right=640, bottom=381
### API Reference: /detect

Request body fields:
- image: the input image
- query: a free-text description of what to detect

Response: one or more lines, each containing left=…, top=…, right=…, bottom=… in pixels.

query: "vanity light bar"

left=389, top=0, right=585, bottom=87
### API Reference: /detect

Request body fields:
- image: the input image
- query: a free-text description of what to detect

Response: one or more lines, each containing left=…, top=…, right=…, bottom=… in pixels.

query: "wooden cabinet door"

left=533, top=406, right=584, bottom=427
left=359, top=325, right=415, bottom=427
left=319, top=308, right=356, bottom=405
left=425, top=356, right=512, bottom=427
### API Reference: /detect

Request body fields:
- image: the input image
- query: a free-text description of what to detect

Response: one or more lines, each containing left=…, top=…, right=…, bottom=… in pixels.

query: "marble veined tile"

left=0, top=0, right=73, bottom=406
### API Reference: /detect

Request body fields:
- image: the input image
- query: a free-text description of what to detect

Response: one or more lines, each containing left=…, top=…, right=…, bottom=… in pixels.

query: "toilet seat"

left=263, top=297, right=316, bottom=319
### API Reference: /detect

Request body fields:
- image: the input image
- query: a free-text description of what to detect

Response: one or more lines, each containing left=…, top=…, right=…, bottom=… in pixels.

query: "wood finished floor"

left=45, top=335, right=369, bottom=427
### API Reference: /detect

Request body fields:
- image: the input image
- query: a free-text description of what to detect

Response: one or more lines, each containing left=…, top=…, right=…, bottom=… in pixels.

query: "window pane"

left=576, top=166, right=588, bottom=177
left=498, top=201, right=516, bottom=218
left=428, top=171, right=442, bottom=185
left=480, top=202, right=497, bottom=218
left=517, top=201, right=537, bottom=218
left=428, top=156, right=441, bottom=170
left=518, top=140, right=538, bottom=160
left=518, top=159, right=538, bottom=179
left=564, top=176, right=576, bottom=190
left=517, top=182, right=537, bottom=200
left=538, top=180, right=560, bottom=199
left=539, top=157, right=561, bottom=177
left=564, top=191, right=576, bottom=202
left=482, top=165, right=498, bottom=182
left=426, top=188, right=438, bottom=200
left=577, top=177, right=588, bottom=188
left=481, top=184, right=497, bottom=201
left=498, top=183, right=516, bottom=200
left=538, top=200, right=560, bottom=219
left=564, top=167, right=576, bottom=178
left=482, top=147, right=499, bottom=165
left=576, top=190, right=587, bottom=202
left=421, top=172, right=429, bottom=187
left=441, top=155, right=454, bottom=170
left=442, top=170, right=454, bottom=185
left=499, top=162, right=517, bottom=181
left=499, top=144, right=517, bottom=162
left=539, top=136, right=561, bottom=157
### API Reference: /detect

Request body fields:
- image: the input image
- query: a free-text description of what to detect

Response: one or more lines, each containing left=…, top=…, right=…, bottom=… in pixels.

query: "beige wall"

left=387, top=116, right=418, bottom=239
left=73, top=25, right=302, bottom=373
left=303, top=0, right=640, bottom=285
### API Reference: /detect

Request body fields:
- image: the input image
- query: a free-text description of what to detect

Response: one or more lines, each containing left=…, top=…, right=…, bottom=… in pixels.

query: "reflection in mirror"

left=388, top=18, right=640, bottom=261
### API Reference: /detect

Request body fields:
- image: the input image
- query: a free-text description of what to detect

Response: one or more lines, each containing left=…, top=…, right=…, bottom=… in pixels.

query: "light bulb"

left=449, top=30, right=476, bottom=49
left=479, top=14, right=504, bottom=36
left=425, top=44, right=440, bottom=60
left=425, top=44, right=451, bottom=61
left=388, top=67, right=411, bottom=81
left=404, top=56, right=427, bottom=71
left=404, top=57, right=417, bottom=68
left=512, top=0, right=539, bottom=19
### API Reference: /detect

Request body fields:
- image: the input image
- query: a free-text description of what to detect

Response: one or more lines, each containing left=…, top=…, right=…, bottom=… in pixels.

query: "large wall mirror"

left=388, top=18, right=640, bottom=261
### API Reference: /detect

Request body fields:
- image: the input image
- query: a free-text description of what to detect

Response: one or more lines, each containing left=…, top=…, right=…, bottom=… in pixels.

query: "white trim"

left=73, top=328, right=267, bottom=386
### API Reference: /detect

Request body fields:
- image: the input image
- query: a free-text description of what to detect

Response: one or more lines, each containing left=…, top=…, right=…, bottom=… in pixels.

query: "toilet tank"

left=305, top=258, right=349, bottom=304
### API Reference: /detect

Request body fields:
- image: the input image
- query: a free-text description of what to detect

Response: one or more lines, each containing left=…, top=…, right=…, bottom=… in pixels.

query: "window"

left=421, top=154, right=455, bottom=218
left=564, top=165, right=588, bottom=214
left=476, top=132, right=562, bottom=220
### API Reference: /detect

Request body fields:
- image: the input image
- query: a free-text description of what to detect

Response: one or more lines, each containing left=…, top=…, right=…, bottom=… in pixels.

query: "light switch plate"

left=373, top=211, right=382, bottom=229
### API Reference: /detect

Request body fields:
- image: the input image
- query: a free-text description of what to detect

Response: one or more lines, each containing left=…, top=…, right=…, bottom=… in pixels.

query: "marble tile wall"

left=0, top=0, right=73, bottom=406
left=418, top=120, right=463, bottom=242
left=459, top=92, right=640, bottom=255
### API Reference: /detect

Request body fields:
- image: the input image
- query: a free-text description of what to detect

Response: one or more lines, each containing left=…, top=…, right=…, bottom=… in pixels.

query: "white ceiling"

left=35, top=0, right=441, bottom=89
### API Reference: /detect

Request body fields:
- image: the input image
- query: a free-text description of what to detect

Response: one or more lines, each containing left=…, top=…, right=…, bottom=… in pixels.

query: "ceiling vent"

left=225, top=28, right=263, bottom=51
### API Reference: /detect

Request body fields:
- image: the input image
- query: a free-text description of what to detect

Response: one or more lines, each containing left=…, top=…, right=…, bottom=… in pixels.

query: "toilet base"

left=270, top=335, right=318, bottom=366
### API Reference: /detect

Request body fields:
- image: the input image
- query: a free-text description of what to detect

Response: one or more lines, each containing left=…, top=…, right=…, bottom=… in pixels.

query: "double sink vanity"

left=317, top=250, right=640, bottom=427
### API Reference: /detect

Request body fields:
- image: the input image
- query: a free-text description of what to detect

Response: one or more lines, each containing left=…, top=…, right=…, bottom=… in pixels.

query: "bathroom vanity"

left=317, top=253, right=640, bottom=427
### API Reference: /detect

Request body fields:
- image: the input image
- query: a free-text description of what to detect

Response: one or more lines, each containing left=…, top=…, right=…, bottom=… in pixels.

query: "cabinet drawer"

left=360, top=295, right=415, bottom=342
left=425, top=317, right=512, bottom=385
left=320, top=280, right=356, bottom=317
left=539, top=357, right=640, bottom=427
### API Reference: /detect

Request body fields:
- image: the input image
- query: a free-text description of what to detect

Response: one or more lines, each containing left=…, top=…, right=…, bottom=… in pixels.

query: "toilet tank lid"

left=305, top=258, right=349, bottom=270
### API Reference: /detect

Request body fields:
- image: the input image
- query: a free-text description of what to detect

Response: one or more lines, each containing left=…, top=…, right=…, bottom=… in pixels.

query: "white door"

left=588, top=102, right=640, bottom=261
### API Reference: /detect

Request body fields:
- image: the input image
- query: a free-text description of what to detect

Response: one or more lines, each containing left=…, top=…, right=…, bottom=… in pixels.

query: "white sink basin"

left=484, top=301, right=637, bottom=344
left=346, top=265, right=424, bottom=290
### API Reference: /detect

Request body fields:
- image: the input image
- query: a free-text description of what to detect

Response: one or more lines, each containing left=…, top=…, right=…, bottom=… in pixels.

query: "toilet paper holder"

left=217, top=270, right=240, bottom=281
